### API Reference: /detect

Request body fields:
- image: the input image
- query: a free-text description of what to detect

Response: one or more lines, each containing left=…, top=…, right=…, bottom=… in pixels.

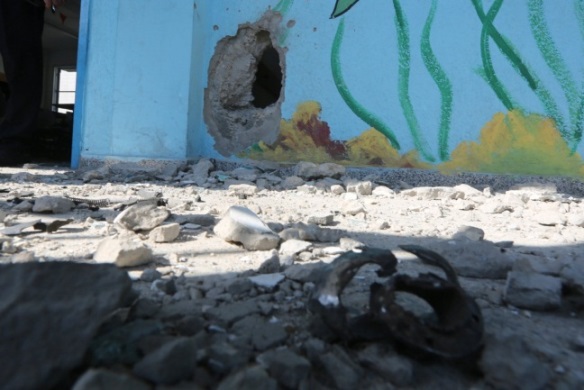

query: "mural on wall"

left=239, top=0, right=584, bottom=179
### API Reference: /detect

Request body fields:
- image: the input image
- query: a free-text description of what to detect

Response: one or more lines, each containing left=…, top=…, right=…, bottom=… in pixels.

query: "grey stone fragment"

left=133, top=337, right=196, bottom=385
left=452, top=183, right=483, bottom=198
left=534, top=207, right=565, bottom=226
left=279, top=222, right=343, bottom=243
left=0, top=263, right=133, bottom=390
left=429, top=240, right=513, bottom=279
left=72, top=369, right=150, bottom=390
left=257, top=348, right=311, bottom=388
left=155, top=161, right=183, bottom=181
left=228, top=183, right=259, bottom=196
left=174, top=213, right=216, bottom=226
left=452, top=225, right=485, bottom=241
left=114, top=203, right=170, bottom=231
left=317, top=162, right=346, bottom=178
left=494, top=240, right=514, bottom=248
left=279, top=254, right=295, bottom=268
left=556, top=370, right=584, bottom=390
left=508, top=182, right=558, bottom=201
left=560, top=258, right=584, bottom=294
left=206, top=300, right=260, bottom=326
left=372, top=185, right=394, bottom=197
left=343, top=201, right=365, bottom=216
left=217, top=365, right=277, bottom=390
left=213, top=206, right=280, bottom=251
left=330, top=184, right=345, bottom=194
left=480, top=335, right=551, bottom=390
left=280, top=239, right=313, bottom=256
left=231, top=167, right=260, bottom=181
left=10, top=172, right=35, bottom=182
left=317, top=346, right=363, bottom=390
left=82, top=169, right=106, bottom=183
left=357, top=344, right=413, bottom=386
left=130, top=298, right=161, bottom=319
left=400, top=186, right=459, bottom=200
left=339, top=237, right=364, bottom=250
left=190, top=159, right=214, bottom=186
left=281, top=176, right=305, bottom=189
left=225, top=277, right=253, bottom=296
left=151, top=278, right=177, bottom=295
left=571, top=335, right=584, bottom=352
left=232, top=315, right=288, bottom=351
left=479, top=199, right=514, bottom=214
left=94, top=236, right=153, bottom=268
left=283, top=262, right=326, bottom=283
left=295, top=162, right=345, bottom=180
left=174, top=315, right=206, bottom=337
left=10, top=251, right=35, bottom=263
left=208, top=341, right=251, bottom=375
left=140, top=268, right=162, bottom=282
left=504, top=271, right=562, bottom=310
left=90, top=319, right=165, bottom=366
left=258, top=251, right=281, bottom=274
left=32, top=196, right=74, bottom=214
left=248, top=273, right=285, bottom=290
left=345, top=180, right=373, bottom=196
left=303, top=338, right=327, bottom=362
left=155, top=300, right=203, bottom=322
left=341, top=191, right=358, bottom=201
left=12, top=200, right=33, bottom=212
left=512, top=255, right=562, bottom=275
left=568, top=213, right=584, bottom=227
left=149, top=223, right=181, bottom=243
left=307, top=213, right=335, bottom=226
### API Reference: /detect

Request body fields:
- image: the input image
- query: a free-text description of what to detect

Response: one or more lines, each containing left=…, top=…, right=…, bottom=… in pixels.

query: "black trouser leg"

left=0, top=0, right=44, bottom=145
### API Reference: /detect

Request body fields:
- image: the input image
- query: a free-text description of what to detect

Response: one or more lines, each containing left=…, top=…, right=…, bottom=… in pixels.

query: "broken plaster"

left=204, top=10, right=286, bottom=156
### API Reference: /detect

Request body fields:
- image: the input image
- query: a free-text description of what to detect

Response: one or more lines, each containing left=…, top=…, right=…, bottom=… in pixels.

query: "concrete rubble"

left=0, top=160, right=583, bottom=389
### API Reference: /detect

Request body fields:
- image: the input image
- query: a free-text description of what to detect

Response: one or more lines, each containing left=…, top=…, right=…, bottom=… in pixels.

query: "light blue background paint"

left=76, top=0, right=584, bottom=164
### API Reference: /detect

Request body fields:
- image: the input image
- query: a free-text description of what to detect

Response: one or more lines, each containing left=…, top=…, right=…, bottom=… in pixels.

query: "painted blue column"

left=70, top=0, right=91, bottom=168
left=78, top=0, right=195, bottom=162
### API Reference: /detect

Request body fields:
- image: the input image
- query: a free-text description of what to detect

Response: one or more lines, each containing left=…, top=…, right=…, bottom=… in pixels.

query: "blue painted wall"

left=77, top=0, right=195, bottom=161
left=77, top=0, right=584, bottom=178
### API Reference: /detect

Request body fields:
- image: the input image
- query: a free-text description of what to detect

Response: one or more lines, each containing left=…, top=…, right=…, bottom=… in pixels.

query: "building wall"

left=78, top=0, right=195, bottom=160
left=79, top=0, right=584, bottom=178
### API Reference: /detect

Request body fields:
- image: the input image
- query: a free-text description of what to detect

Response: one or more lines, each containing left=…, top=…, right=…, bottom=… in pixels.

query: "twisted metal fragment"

left=309, top=244, right=484, bottom=360
left=309, top=246, right=398, bottom=340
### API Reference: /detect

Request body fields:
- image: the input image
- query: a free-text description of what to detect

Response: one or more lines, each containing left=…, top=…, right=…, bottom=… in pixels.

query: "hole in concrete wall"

left=252, top=41, right=282, bottom=108
left=204, top=11, right=286, bottom=157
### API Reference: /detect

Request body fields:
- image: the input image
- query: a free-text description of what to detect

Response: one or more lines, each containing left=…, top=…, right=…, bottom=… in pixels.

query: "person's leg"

left=0, top=0, right=44, bottom=164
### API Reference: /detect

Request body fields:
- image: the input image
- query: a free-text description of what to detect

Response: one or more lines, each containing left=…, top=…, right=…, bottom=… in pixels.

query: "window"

left=53, top=67, right=76, bottom=113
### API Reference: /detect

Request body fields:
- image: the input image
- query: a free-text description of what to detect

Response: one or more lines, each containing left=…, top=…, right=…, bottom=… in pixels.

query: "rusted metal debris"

left=309, top=244, right=484, bottom=360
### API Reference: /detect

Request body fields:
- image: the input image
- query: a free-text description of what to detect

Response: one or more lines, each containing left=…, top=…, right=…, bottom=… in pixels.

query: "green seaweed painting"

left=330, top=0, right=584, bottom=161
left=330, top=0, right=451, bottom=162
left=331, top=19, right=401, bottom=150
left=472, top=0, right=584, bottom=153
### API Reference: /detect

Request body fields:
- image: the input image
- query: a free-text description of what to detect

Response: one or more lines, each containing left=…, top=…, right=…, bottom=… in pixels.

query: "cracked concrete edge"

left=204, top=10, right=286, bottom=157
left=78, top=156, right=584, bottom=197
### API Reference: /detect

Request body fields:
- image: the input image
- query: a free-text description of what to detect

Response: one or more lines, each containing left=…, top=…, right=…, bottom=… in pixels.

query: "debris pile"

left=0, top=160, right=583, bottom=389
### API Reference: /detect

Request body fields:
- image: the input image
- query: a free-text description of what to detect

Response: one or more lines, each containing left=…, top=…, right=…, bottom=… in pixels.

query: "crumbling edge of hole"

left=203, top=10, right=287, bottom=157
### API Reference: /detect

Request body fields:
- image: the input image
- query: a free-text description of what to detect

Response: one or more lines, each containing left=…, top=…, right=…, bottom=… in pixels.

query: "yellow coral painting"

left=240, top=101, right=429, bottom=168
left=441, top=110, right=584, bottom=177
left=242, top=103, right=584, bottom=179
left=346, top=129, right=430, bottom=169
